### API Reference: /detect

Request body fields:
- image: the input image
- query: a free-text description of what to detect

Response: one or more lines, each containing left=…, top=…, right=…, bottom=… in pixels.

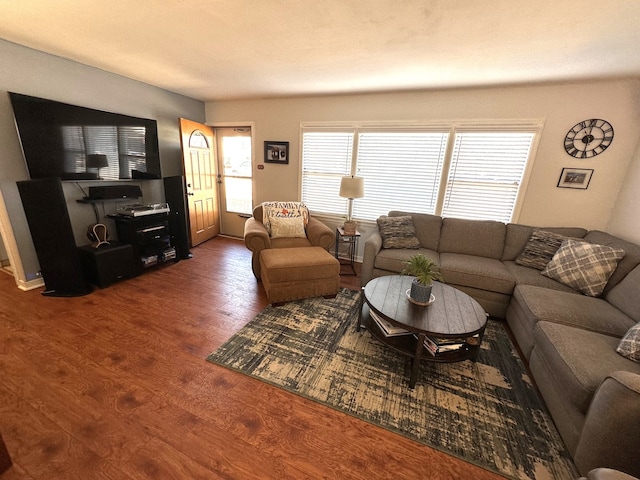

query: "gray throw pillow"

left=617, top=323, right=640, bottom=363
left=377, top=215, right=420, bottom=249
left=515, top=230, right=569, bottom=270
left=541, top=239, right=626, bottom=297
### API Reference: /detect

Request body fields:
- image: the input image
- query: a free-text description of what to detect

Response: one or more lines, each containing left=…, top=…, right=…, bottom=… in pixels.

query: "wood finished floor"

left=0, top=236, right=504, bottom=480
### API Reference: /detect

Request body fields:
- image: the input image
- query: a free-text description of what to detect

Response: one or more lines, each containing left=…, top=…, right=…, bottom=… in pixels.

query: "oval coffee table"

left=359, top=275, right=488, bottom=388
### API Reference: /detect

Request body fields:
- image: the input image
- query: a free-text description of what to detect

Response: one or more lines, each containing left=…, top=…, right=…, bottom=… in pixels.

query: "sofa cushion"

left=439, top=253, right=514, bottom=294
left=511, top=284, right=636, bottom=337
left=502, top=224, right=588, bottom=261
left=374, top=248, right=439, bottom=275
left=617, top=323, right=640, bottom=363
left=504, top=261, right=579, bottom=293
left=606, top=265, right=640, bottom=322
left=515, top=230, right=573, bottom=270
left=533, top=321, right=640, bottom=415
left=439, top=218, right=506, bottom=259
left=270, top=237, right=312, bottom=249
left=446, top=283, right=510, bottom=319
left=389, top=211, right=442, bottom=251
left=584, top=231, right=640, bottom=294
left=542, top=239, right=626, bottom=297
left=377, top=215, right=420, bottom=249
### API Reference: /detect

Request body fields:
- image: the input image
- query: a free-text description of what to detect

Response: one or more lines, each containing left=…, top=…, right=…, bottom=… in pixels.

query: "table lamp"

left=339, top=175, right=364, bottom=234
left=86, top=154, right=108, bottom=179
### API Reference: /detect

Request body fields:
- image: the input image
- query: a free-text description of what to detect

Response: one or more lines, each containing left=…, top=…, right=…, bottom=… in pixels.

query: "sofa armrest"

left=306, top=217, right=335, bottom=250
left=244, top=217, right=271, bottom=252
left=244, top=217, right=271, bottom=278
left=361, top=231, right=383, bottom=287
left=574, top=371, right=640, bottom=478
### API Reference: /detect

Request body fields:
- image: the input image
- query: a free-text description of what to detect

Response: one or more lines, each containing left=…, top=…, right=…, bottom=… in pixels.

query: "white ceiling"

left=1, top=0, right=639, bottom=102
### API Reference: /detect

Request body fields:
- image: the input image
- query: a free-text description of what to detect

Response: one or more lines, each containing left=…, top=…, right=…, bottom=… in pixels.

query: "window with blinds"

left=442, top=132, right=535, bottom=223
left=354, top=131, right=448, bottom=220
left=301, top=131, right=353, bottom=214
left=301, top=123, right=539, bottom=223
left=61, top=125, right=148, bottom=180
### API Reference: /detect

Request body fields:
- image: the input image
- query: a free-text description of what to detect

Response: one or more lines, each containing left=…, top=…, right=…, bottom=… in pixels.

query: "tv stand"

left=109, top=213, right=177, bottom=274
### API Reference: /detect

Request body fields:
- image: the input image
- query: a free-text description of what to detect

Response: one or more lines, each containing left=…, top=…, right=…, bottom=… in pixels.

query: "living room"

left=1, top=2, right=640, bottom=479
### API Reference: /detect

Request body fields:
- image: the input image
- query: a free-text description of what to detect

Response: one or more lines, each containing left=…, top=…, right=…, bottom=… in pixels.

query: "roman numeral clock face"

left=564, top=119, right=614, bottom=158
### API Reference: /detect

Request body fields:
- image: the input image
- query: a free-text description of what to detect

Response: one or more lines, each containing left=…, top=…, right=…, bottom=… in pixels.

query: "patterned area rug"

left=207, top=289, right=578, bottom=480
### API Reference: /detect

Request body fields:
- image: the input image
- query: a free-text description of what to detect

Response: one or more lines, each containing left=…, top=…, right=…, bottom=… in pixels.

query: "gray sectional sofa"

left=361, top=211, right=640, bottom=477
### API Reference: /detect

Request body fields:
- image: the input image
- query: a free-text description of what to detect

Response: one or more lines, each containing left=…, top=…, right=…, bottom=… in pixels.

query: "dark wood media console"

left=109, top=212, right=177, bottom=274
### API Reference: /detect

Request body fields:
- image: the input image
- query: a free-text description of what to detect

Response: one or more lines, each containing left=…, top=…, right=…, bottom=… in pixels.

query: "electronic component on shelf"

left=116, top=202, right=170, bottom=217
left=141, top=254, right=158, bottom=267
left=160, top=247, right=177, bottom=262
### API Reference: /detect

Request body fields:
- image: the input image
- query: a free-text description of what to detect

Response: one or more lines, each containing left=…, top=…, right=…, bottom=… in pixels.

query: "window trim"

left=299, top=119, right=544, bottom=224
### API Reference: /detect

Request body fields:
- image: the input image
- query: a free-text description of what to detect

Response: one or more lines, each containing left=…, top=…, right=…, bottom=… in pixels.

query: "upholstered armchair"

left=244, top=202, right=335, bottom=279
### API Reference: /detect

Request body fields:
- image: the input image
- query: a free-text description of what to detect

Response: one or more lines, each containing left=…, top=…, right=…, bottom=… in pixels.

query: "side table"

left=335, top=227, right=360, bottom=275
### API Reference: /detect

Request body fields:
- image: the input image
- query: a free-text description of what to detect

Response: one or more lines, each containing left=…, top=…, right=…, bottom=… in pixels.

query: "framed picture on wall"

left=264, top=141, right=289, bottom=164
left=557, top=168, right=594, bottom=189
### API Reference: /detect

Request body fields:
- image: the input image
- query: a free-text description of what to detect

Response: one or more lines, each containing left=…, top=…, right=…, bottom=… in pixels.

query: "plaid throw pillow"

left=515, top=230, right=569, bottom=270
left=541, top=239, right=625, bottom=297
left=617, top=323, right=640, bottom=363
left=377, top=215, right=420, bottom=249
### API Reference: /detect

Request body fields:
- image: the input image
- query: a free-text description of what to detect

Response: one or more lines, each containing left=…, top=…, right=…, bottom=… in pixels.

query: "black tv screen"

left=9, top=92, right=161, bottom=181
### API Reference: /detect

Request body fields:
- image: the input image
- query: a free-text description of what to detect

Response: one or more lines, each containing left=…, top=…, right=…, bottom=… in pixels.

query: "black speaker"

left=17, top=177, right=92, bottom=297
left=163, top=176, right=193, bottom=260
left=78, top=242, right=136, bottom=288
left=88, top=184, right=142, bottom=200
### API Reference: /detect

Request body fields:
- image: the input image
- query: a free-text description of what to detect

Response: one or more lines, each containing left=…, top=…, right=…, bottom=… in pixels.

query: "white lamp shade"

left=86, top=154, right=109, bottom=168
left=339, top=176, right=364, bottom=199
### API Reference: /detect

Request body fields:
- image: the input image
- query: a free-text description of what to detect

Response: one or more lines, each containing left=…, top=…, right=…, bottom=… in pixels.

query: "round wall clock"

left=564, top=119, right=614, bottom=158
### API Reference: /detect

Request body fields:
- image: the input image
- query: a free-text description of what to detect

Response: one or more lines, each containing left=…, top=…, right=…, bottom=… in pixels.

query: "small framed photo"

left=264, top=141, right=289, bottom=164
left=557, top=168, right=594, bottom=189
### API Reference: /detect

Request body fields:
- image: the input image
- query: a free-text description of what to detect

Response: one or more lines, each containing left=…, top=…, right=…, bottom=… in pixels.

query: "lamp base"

left=342, top=220, right=357, bottom=235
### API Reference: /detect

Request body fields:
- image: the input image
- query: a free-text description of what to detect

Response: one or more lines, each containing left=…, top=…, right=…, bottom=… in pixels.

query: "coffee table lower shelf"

left=359, top=304, right=483, bottom=387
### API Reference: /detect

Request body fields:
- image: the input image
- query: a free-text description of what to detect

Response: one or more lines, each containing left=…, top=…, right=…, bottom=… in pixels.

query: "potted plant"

left=402, top=254, right=443, bottom=304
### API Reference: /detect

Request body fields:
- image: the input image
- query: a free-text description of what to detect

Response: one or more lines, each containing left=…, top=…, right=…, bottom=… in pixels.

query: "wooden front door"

left=179, top=118, right=220, bottom=246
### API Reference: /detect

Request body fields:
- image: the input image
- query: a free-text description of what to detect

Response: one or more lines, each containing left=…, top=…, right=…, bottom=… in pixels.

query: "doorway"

left=214, top=126, right=253, bottom=238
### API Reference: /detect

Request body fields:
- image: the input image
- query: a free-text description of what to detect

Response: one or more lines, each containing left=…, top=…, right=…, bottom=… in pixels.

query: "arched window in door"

left=189, top=130, right=209, bottom=149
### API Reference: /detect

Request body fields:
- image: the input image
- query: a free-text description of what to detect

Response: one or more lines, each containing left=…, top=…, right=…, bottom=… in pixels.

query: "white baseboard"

left=17, top=277, right=45, bottom=291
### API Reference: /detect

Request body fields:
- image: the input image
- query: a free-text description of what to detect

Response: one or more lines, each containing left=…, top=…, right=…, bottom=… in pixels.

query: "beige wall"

left=206, top=79, right=640, bottom=235
left=608, top=141, right=640, bottom=243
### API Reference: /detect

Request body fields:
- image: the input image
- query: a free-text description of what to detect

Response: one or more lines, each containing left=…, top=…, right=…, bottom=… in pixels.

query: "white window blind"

left=61, top=125, right=86, bottom=173
left=300, top=123, right=539, bottom=224
left=355, top=131, right=448, bottom=220
left=442, top=132, right=535, bottom=223
left=62, top=125, right=147, bottom=180
left=118, top=126, right=147, bottom=178
left=301, top=131, right=353, bottom=214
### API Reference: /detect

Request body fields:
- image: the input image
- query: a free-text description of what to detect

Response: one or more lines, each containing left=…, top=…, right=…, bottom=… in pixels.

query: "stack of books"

left=370, top=310, right=412, bottom=337
left=422, top=334, right=478, bottom=356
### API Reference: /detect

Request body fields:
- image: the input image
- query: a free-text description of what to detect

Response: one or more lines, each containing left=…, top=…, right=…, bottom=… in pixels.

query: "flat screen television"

left=9, top=92, right=161, bottom=181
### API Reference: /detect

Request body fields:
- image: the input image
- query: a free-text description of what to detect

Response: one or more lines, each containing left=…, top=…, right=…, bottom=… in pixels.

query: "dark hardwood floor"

left=0, top=236, right=504, bottom=479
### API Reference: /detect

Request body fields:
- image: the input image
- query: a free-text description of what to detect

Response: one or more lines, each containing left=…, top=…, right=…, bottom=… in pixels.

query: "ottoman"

left=260, top=246, right=340, bottom=304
